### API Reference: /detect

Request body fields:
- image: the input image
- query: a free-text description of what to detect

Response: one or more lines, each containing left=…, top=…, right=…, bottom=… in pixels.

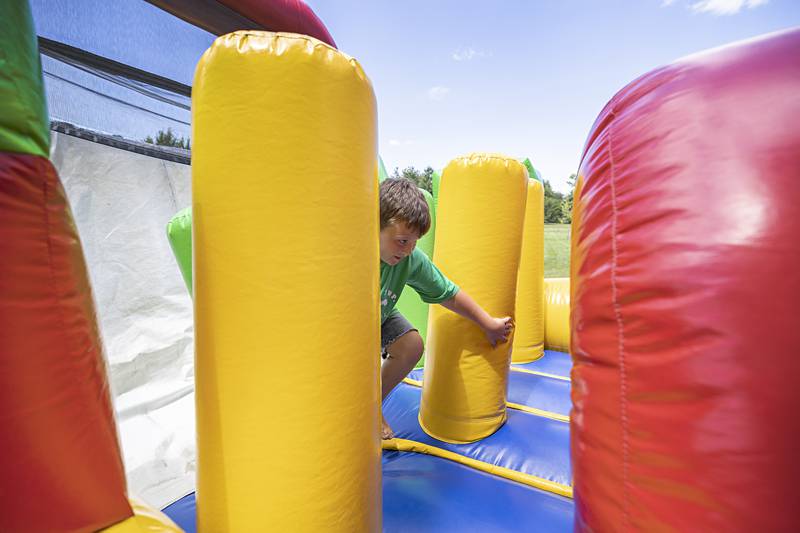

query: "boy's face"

left=379, top=221, right=419, bottom=265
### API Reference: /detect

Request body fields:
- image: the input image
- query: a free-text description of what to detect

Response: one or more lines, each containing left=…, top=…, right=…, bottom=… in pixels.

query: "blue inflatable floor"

left=512, top=350, right=572, bottom=379
left=508, top=369, right=571, bottom=416
left=384, top=382, right=571, bottom=486
left=163, top=451, right=573, bottom=533
left=383, top=451, right=572, bottom=532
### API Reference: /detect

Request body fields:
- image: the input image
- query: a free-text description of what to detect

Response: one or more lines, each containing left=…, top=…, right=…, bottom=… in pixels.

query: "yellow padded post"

left=512, top=179, right=545, bottom=363
left=419, top=153, right=527, bottom=443
left=543, top=277, right=570, bottom=353
left=192, top=32, right=380, bottom=532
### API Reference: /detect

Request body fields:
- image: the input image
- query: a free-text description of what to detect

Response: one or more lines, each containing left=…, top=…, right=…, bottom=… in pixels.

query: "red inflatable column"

left=571, top=30, right=800, bottom=532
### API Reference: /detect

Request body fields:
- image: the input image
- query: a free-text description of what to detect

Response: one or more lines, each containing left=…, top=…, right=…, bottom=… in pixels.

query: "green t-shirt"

left=380, top=248, right=459, bottom=323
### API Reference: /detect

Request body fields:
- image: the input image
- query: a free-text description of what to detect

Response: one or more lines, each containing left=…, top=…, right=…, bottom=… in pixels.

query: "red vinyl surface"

left=570, top=29, right=800, bottom=532
left=147, top=0, right=336, bottom=47
left=0, top=153, right=132, bottom=532
left=224, top=0, right=335, bottom=46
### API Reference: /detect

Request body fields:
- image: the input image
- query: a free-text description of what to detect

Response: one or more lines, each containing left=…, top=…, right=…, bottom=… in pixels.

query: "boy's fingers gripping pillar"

left=192, top=32, right=380, bottom=532
left=419, top=153, right=528, bottom=443
left=512, top=178, right=545, bottom=363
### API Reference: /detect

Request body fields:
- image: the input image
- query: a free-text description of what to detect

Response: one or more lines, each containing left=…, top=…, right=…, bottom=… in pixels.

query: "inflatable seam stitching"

left=608, top=110, right=631, bottom=528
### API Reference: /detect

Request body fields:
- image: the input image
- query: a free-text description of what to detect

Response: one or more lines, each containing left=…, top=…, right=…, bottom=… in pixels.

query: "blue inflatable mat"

left=512, top=349, right=571, bottom=378
left=163, top=452, right=573, bottom=533
left=383, top=451, right=572, bottom=532
left=507, top=370, right=571, bottom=416
left=162, top=493, right=195, bottom=532
left=383, top=382, right=571, bottom=486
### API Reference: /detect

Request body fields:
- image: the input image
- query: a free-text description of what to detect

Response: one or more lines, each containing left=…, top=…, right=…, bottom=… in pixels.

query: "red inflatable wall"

left=146, top=0, right=336, bottom=47
left=0, top=155, right=132, bottom=532
left=571, top=29, right=800, bottom=531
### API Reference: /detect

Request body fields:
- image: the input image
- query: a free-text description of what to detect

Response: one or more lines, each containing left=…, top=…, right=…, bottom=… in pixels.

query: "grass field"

left=544, top=224, right=570, bottom=278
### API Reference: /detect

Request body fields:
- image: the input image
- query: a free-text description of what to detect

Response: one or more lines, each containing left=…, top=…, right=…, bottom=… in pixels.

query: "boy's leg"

left=382, top=329, right=424, bottom=400
left=380, top=314, right=424, bottom=439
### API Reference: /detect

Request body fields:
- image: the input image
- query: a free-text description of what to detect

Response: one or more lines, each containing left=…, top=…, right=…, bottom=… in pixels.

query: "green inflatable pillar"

left=166, top=207, right=192, bottom=295
left=378, top=155, right=390, bottom=182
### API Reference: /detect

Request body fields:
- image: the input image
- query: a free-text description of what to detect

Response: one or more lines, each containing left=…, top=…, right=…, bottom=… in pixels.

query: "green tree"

left=144, top=128, right=190, bottom=149
left=391, top=166, right=434, bottom=193
left=560, top=174, right=577, bottom=224
left=542, top=179, right=564, bottom=223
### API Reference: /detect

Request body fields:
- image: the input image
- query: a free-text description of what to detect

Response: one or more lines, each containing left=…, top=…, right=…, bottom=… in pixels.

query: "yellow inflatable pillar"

left=420, top=154, right=527, bottom=443
left=511, top=179, right=545, bottom=363
left=192, top=32, right=379, bottom=532
left=543, top=277, right=570, bottom=353
left=102, top=499, right=183, bottom=532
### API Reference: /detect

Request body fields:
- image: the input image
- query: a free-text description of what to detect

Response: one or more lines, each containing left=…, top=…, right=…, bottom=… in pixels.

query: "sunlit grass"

left=544, top=224, right=570, bottom=278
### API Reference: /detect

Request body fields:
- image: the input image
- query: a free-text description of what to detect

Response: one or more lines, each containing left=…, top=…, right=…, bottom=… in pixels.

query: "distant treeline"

left=393, top=165, right=576, bottom=224
left=144, top=128, right=190, bottom=150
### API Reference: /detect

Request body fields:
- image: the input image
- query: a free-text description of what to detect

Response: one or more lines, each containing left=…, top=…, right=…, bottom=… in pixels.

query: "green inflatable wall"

left=394, top=187, right=436, bottom=367
left=431, top=169, right=441, bottom=212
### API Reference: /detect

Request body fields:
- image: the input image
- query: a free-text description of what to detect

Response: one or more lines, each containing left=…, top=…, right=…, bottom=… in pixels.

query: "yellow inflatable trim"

left=382, top=438, right=573, bottom=499
left=402, top=378, right=569, bottom=423
left=505, top=401, right=570, bottom=423
left=102, top=498, right=183, bottom=532
left=509, top=366, right=571, bottom=382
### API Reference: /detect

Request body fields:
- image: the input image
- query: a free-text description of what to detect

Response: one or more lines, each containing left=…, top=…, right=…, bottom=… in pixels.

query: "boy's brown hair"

left=379, top=178, right=431, bottom=237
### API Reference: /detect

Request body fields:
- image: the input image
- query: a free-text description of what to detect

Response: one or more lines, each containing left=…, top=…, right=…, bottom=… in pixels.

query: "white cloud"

left=690, top=0, right=768, bottom=15
left=452, top=47, right=490, bottom=61
left=661, top=0, right=677, bottom=6
left=427, top=86, right=451, bottom=101
left=389, top=139, right=414, bottom=146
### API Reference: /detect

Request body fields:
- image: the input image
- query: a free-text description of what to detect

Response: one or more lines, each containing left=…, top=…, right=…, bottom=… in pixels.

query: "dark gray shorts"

left=381, top=312, right=418, bottom=357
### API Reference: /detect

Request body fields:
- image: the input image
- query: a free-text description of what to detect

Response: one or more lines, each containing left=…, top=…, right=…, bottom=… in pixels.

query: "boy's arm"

left=440, top=290, right=514, bottom=347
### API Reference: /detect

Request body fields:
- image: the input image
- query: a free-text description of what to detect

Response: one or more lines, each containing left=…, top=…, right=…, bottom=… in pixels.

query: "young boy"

left=379, top=178, right=514, bottom=439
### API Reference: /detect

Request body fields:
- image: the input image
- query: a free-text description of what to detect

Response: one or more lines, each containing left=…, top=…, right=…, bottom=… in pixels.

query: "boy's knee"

left=405, top=330, right=424, bottom=359
left=388, top=330, right=424, bottom=363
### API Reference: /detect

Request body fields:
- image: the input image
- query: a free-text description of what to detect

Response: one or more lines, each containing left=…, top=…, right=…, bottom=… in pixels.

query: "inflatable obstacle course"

left=3, top=0, right=799, bottom=530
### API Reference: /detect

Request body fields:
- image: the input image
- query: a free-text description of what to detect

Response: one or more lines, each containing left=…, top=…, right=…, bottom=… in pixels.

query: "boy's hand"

left=483, top=316, right=514, bottom=348
left=439, top=292, right=514, bottom=348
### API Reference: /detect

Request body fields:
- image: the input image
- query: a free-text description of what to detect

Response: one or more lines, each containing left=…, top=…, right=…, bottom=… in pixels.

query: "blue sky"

left=32, top=0, right=800, bottom=192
